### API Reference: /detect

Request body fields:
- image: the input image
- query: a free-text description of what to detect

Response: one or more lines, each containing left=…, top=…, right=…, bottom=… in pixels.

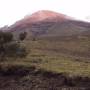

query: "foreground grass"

left=1, top=56, right=90, bottom=77
left=0, top=37, right=90, bottom=77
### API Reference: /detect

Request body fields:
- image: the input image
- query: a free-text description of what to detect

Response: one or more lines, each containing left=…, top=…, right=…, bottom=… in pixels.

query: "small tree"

left=0, top=31, right=13, bottom=44
left=19, top=32, right=27, bottom=41
left=0, top=31, right=13, bottom=59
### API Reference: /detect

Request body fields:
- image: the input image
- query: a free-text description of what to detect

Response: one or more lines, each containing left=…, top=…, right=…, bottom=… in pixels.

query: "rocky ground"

left=0, top=66, right=90, bottom=90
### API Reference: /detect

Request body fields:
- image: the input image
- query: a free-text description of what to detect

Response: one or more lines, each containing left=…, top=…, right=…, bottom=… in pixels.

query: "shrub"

left=0, top=31, right=27, bottom=60
left=19, top=32, right=27, bottom=41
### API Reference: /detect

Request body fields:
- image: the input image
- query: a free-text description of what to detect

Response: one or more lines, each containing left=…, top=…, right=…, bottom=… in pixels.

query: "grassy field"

left=1, top=36, right=90, bottom=77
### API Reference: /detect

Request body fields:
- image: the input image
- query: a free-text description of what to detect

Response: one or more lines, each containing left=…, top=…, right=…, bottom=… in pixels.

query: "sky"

left=0, top=0, right=90, bottom=27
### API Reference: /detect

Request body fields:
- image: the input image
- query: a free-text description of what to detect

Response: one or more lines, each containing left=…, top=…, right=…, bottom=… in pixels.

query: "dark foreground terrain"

left=0, top=65, right=90, bottom=90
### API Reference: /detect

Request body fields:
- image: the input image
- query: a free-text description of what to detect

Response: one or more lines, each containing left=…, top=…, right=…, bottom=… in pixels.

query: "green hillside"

left=1, top=35, right=90, bottom=77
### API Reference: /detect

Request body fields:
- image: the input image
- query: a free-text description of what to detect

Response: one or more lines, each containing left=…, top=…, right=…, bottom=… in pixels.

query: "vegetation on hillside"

left=0, top=31, right=90, bottom=90
left=0, top=31, right=27, bottom=60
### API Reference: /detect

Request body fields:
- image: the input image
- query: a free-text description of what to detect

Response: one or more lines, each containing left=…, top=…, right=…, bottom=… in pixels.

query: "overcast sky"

left=0, top=0, right=90, bottom=26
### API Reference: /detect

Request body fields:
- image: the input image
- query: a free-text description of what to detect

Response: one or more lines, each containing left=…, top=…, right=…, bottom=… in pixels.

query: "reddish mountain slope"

left=8, top=10, right=90, bottom=39
left=12, top=10, right=70, bottom=26
left=23, top=10, right=70, bottom=22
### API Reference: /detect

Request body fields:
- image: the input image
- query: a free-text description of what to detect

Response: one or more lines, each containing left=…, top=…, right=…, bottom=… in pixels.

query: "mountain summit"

left=23, top=10, right=70, bottom=22
left=10, top=10, right=71, bottom=31
left=14, top=10, right=71, bottom=26
left=9, top=10, right=90, bottom=39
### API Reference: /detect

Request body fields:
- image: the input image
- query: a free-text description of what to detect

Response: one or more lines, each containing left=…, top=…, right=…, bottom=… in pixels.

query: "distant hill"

left=6, top=10, right=90, bottom=39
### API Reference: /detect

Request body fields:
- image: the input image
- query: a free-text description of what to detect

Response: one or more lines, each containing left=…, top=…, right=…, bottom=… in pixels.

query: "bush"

left=0, top=31, right=27, bottom=60
left=4, top=42, right=28, bottom=58
left=0, top=31, right=13, bottom=44
left=19, top=32, right=27, bottom=41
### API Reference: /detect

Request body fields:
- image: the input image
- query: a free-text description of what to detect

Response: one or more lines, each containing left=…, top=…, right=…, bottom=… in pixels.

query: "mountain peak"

left=23, top=10, right=70, bottom=22
left=13, top=10, right=73, bottom=27
left=9, top=10, right=90, bottom=39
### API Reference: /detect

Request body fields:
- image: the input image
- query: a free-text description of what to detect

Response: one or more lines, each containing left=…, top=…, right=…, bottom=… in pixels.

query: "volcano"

left=8, top=10, right=90, bottom=39
left=23, top=10, right=70, bottom=22
left=13, top=10, right=70, bottom=26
